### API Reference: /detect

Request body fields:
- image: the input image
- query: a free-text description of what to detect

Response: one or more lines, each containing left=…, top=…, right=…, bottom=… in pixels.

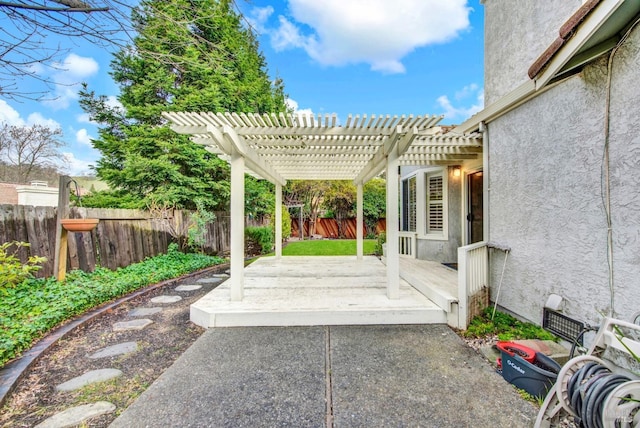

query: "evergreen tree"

left=80, top=0, right=287, bottom=211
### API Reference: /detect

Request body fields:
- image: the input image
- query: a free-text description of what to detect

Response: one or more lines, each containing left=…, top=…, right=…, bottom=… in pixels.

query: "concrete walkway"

left=110, top=325, right=537, bottom=427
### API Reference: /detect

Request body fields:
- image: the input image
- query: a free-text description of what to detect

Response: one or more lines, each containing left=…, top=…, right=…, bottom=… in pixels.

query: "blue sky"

left=0, top=0, right=484, bottom=177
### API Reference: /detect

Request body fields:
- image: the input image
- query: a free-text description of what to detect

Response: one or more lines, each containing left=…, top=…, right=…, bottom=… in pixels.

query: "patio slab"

left=190, top=256, right=446, bottom=328
left=110, top=325, right=537, bottom=427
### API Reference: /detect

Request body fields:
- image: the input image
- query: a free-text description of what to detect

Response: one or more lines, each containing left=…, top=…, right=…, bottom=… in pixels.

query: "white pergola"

left=162, top=111, right=482, bottom=302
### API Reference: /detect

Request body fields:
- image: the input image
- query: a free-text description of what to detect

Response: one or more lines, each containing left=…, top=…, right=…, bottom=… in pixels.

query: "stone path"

left=33, top=276, right=222, bottom=427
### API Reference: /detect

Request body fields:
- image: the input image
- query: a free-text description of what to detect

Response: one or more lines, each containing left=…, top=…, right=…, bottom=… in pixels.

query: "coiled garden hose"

left=564, top=361, right=631, bottom=428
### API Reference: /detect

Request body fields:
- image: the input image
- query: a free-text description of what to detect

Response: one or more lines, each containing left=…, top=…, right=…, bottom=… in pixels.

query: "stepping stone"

left=197, top=277, right=224, bottom=284
left=88, top=341, right=138, bottom=359
left=128, top=307, right=162, bottom=317
left=35, top=401, right=116, bottom=428
left=212, top=273, right=230, bottom=279
left=113, top=319, right=153, bottom=332
left=56, top=369, right=123, bottom=392
left=175, top=285, right=202, bottom=292
left=150, top=295, right=182, bottom=304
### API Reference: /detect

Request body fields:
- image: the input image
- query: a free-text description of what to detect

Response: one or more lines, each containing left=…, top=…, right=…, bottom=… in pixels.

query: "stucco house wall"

left=483, top=0, right=581, bottom=104
left=416, top=166, right=462, bottom=263
left=487, top=25, right=640, bottom=326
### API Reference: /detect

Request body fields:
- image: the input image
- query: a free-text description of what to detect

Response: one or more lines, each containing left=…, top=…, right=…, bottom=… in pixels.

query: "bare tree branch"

left=0, top=0, right=258, bottom=101
left=0, top=123, right=65, bottom=183
left=0, top=1, right=107, bottom=12
left=0, top=0, right=136, bottom=100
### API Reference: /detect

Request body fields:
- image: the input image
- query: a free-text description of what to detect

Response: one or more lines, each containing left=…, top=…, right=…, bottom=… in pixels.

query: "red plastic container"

left=495, top=341, right=537, bottom=369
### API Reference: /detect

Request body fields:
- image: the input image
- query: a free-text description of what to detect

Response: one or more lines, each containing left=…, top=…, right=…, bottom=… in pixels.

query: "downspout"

left=480, top=121, right=489, bottom=244
left=480, top=120, right=493, bottom=315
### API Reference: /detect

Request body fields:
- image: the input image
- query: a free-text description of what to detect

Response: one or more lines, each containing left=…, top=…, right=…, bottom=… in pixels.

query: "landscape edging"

left=0, top=263, right=229, bottom=407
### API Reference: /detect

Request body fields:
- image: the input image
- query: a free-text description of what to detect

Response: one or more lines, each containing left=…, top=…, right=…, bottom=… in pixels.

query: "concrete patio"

left=190, top=256, right=448, bottom=328
left=110, top=325, right=538, bottom=427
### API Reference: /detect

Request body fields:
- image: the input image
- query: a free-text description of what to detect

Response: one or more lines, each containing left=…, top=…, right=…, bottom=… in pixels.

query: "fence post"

left=53, top=175, right=70, bottom=281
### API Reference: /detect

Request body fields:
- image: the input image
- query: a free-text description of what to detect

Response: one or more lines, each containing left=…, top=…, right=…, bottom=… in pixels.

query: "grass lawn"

left=281, top=239, right=377, bottom=256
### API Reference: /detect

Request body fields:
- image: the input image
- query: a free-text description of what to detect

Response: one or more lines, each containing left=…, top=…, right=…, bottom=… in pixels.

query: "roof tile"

left=528, top=0, right=603, bottom=79
left=528, top=37, right=566, bottom=79
left=559, top=0, right=602, bottom=39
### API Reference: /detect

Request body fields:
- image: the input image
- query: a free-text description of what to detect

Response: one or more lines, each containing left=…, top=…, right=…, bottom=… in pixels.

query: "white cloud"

left=105, top=95, right=124, bottom=111
left=26, top=112, right=62, bottom=129
left=42, top=53, right=100, bottom=110
left=0, top=101, right=62, bottom=129
left=60, top=152, right=95, bottom=176
left=0, top=100, right=24, bottom=125
left=437, top=84, right=484, bottom=121
left=260, top=0, right=471, bottom=73
left=247, top=6, right=274, bottom=33
left=61, top=53, right=100, bottom=78
left=454, top=83, right=479, bottom=101
left=27, top=62, right=47, bottom=77
left=286, top=97, right=315, bottom=116
left=76, top=128, right=93, bottom=146
left=76, top=113, right=95, bottom=124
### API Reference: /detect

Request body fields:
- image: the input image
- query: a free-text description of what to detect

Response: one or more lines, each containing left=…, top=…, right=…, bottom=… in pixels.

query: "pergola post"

left=356, top=183, right=364, bottom=260
left=386, top=152, right=400, bottom=299
left=230, top=151, right=245, bottom=301
left=275, top=183, right=282, bottom=259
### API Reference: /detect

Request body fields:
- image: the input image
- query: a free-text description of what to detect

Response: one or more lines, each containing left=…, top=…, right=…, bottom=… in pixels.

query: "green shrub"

left=245, top=226, right=274, bottom=254
left=0, top=244, right=224, bottom=367
left=374, top=232, right=386, bottom=256
left=0, top=241, right=46, bottom=291
left=187, top=199, right=216, bottom=252
left=463, top=307, right=557, bottom=341
left=269, top=205, right=291, bottom=241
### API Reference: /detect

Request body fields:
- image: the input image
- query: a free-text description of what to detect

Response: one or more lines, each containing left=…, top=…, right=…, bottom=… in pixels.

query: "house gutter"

left=454, top=0, right=635, bottom=135
left=453, top=80, right=561, bottom=135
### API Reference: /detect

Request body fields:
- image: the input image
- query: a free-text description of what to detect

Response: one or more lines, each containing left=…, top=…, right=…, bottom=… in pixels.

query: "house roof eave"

left=454, top=0, right=640, bottom=134
left=532, top=0, right=640, bottom=89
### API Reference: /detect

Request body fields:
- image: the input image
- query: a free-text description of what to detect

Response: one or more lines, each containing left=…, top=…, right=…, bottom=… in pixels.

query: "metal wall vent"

left=543, top=308, right=584, bottom=345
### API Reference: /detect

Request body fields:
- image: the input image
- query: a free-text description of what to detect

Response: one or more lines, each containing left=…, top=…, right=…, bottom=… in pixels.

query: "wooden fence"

left=0, top=204, right=231, bottom=278
left=291, top=218, right=386, bottom=239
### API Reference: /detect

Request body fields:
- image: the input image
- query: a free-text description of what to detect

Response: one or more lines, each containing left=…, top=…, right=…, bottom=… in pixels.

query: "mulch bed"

left=0, top=267, right=227, bottom=428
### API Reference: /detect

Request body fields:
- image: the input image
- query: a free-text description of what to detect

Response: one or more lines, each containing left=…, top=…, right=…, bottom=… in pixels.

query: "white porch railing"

left=457, top=241, right=489, bottom=329
left=398, top=231, right=417, bottom=258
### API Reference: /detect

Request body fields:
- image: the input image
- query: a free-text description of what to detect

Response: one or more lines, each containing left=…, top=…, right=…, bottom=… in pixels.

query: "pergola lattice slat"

left=162, top=111, right=481, bottom=183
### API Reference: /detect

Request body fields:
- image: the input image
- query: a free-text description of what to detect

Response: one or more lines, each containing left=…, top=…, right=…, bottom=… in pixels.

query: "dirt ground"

left=0, top=266, right=228, bottom=428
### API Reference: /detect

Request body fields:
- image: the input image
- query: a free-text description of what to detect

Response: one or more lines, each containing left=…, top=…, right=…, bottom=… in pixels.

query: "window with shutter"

left=426, top=173, right=444, bottom=235
left=401, top=176, right=417, bottom=232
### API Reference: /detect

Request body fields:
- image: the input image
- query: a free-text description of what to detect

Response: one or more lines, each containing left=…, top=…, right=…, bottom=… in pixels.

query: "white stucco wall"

left=483, top=0, right=581, bottom=104
left=16, top=185, right=58, bottom=207
left=487, top=26, right=640, bottom=327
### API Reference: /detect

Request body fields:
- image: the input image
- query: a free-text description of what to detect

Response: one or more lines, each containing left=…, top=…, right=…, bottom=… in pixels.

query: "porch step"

left=190, top=256, right=447, bottom=328
left=191, top=283, right=446, bottom=327
left=399, top=258, right=458, bottom=313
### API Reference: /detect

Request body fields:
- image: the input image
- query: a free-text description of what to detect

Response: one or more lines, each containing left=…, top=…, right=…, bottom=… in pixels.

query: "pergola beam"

left=221, top=125, right=287, bottom=186
left=353, top=128, right=399, bottom=185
